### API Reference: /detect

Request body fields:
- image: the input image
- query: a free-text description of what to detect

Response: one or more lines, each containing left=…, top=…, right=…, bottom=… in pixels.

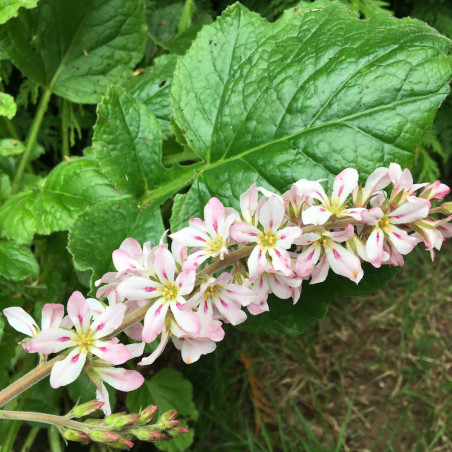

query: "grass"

left=189, top=242, right=452, bottom=451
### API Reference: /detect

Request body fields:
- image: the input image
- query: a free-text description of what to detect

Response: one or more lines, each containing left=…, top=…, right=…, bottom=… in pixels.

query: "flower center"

left=377, top=218, right=393, bottom=233
left=257, top=230, right=277, bottom=251
left=160, top=283, right=179, bottom=303
left=205, top=234, right=224, bottom=255
left=77, top=332, right=94, bottom=352
left=204, top=285, right=220, bottom=300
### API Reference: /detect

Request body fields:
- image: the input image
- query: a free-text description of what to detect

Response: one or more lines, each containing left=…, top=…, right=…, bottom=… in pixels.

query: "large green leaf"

left=0, top=0, right=147, bottom=103
left=68, top=86, right=202, bottom=277
left=0, top=240, right=39, bottom=281
left=0, top=0, right=38, bottom=24
left=169, top=0, right=451, bottom=230
left=0, top=158, right=120, bottom=244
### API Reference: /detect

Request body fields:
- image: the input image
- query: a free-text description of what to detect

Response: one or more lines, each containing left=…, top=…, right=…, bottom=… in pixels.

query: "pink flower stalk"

left=231, top=195, right=301, bottom=279
left=296, top=225, right=364, bottom=284
left=28, top=292, right=131, bottom=388
left=117, top=244, right=200, bottom=343
left=302, top=168, right=364, bottom=225
left=170, top=197, right=237, bottom=268
left=87, top=343, right=145, bottom=415
left=362, top=199, right=430, bottom=268
left=3, top=304, right=65, bottom=352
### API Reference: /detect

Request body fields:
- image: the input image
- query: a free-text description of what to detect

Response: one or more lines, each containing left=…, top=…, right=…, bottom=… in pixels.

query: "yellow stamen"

left=257, top=230, right=277, bottom=251
left=205, top=234, right=224, bottom=255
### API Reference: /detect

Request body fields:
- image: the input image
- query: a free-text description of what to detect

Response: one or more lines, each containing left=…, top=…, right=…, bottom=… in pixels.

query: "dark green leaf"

left=239, top=265, right=399, bottom=334
left=170, top=0, right=451, bottom=230
left=0, top=240, right=39, bottom=281
left=0, top=0, right=147, bottom=103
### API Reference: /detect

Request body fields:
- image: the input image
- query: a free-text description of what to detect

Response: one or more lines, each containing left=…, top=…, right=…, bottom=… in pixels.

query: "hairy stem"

left=11, top=88, right=52, bottom=193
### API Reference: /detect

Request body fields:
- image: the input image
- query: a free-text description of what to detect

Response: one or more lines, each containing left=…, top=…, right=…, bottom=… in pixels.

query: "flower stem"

left=48, top=426, right=63, bottom=452
left=61, top=99, right=70, bottom=160
left=162, top=148, right=201, bottom=166
left=178, top=0, right=194, bottom=33
left=11, top=87, right=52, bottom=194
left=20, top=426, right=40, bottom=452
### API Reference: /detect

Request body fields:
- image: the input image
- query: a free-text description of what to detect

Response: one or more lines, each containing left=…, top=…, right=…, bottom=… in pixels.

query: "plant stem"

left=48, top=426, right=63, bottom=452
left=1, top=417, right=21, bottom=452
left=61, top=99, right=70, bottom=159
left=3, top=117, right=19, bottom=140
left=0, top=356, right=64, bottom=408
left=20, top=426, right=40, bottom=452
left=178, top=0, right=194, bottom=33
left=11, top=87, right=52, bottom=194
left=162, top=149, right=201, bottom=166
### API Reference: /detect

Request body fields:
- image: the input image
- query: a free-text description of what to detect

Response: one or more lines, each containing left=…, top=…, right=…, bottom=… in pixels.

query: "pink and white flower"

left=352, top=167, right=391, bottom=207
left=3, top=304, right=65, bottom=352
left=419, top=180, right=450, bottom=202
left=117, top=244, right=200, bottom=343
left=296, top=225, right=364, bottom=284
left=231, top=196, right=301, bottom=279
left=170, top=197, right=237, bottom=268
left=28, top=292, right=131, bottom=388
left=302, top=168, right=364, bottom=225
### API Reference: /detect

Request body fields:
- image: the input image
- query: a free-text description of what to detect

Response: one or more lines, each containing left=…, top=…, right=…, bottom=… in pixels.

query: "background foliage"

left=0, top=0, right=450, bottom=450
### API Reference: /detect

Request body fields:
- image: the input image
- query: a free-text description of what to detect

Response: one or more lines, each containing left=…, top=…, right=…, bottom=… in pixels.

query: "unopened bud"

left=138, top=405, right=158, bottom=424
left=131, top=427, right=162, bottom=441
left=67, top=400, right=104, bottom=418
left=90, top=429, right=121, bottom=443
left=61, top=428, right=91, bottom=443
left=168, top=426, right=190, bottom=437
left=155, top=419, right=180, bottom=430
left=158, top=410, right=177, bottom=421
left=84, top=418, right=105, bottom=425
left=441, top=202, right=452, bottom=214
left=105, top=412, right=141, bottom=429
left=108, top=437, right=135, bottom=450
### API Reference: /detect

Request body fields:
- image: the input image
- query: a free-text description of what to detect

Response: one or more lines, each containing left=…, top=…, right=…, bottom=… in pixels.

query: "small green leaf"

left=0, top=0, right=147, bottom=103
left=0, top=138, right=25, bottom=156
left=0, top=0, right=38, bottom=24
left=0, top=93, right=16, bottom=119
left=0, top=240, right=39, bottom=282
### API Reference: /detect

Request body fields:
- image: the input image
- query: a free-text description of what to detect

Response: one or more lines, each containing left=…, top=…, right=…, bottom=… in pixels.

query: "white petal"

left=3, top=307, right=38, bottom=337
left=302, top=205, right=332, bottom=225
left=259, top=196, right=285, bottom=231
left=50, top=349, right=87, bottom=388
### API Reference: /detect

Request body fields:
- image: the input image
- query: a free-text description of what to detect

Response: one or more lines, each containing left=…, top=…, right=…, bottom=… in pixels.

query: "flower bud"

left=61, top=428, right=91, bottom=443
left=138, top=405, right=158, bottom=424
left=131, top=427, right=163, bottom=441
left=441, top=202, right=452, bottom=214
left=158, top=410, right=177, bottom=421
left=90, top=429, right=121, bottom=443
left=105, top=412, right=141, bottom=429
left=84, top=418, right=105, bottom=425
left=108, top=437, right=135, bottom=450
left=66, top=400, right=104, bottom=418
left=155, top=419, right=180, bottom=430
left=168, top=426, right=190, bottom=437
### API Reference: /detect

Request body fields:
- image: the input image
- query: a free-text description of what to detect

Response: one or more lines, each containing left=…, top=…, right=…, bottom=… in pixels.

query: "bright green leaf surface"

left=0, top=158, right=120, bottom=244
left=0, top=240, right=39, bottom=281
left=170, top=0, right=451, bottom=230
left=0, top=0, right=147, bottom=103
left=0, top=0, right=38, bottom=24
left=0, top=138, right=24, bottom=156
left=0, top=92, right=16, bottom=119
left=123, top=55, right=179, bottom=137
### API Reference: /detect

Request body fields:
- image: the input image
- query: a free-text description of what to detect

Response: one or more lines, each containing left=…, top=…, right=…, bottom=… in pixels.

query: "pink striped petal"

left=213, top=298, right=247, bottom=325
left=259, top=196, right=285, bottom=231
left=174, top=337, right=217, bottom=364
left=325, top=243, right=363, bottom=284
left=361, top=207, right=383, bottom=226
left=230, top=222, right=260, bottom=243
left=276, top=226, right=302, bottom=248
left=91, top=341, right=131, bottom=365
left=296, top=232, right=321, bottom=246
left=96, top=367, right=144, bottom=392
left=41, top=304, right=64, bottom=330
left=119, top=237, right=142, bottom=259
left=3, top=307, right=38, bottom=337
left=204, top=197, right=225, bottom=234
left=247, top=246, right=267, bottom=280
left=310, top=254, right=330, bottom=284
left=332, top=168, right=358, bottom=205
left=387, top=226, right=418, bottom=255
left=302, top=205, right=332, bottom=225
left=142, top=301, right=169, bottom=343
left=389, top=199, right=430, bottom=224
left=363, top=167, right=390, bottom=200
left=139, top=328, right=170, bottom=366
left=117, top=276, right=162, bottom=300
left=112, top=249, right=140, bottom=272
left=268, top=274, right=292, bottom=299
left=28, top=327, right=76, bottom=354
left=366, top=227, right=385, bottom=268
left=170, top=303, right=200, bottom=333
left=330, top=224, right=355, bottom=242
left=175, top=267, right=196, bottom=295
left=153, top=245, right=176, bottom=283
left=268, top=248, right=292, bottom=276
left=240, top=183, right=258, bottom=222
left=50, top=348, right=87, bottom=388
left=91, top=304, right=127, bottom=339
left=67, top=291, right=91, bottom=333
left=170, top=226, right=208, bottom=248
left=296, top=245, right=321, bottom=278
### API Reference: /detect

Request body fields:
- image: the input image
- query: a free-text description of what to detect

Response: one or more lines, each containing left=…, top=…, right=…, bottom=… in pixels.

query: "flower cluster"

left=3, top=164, right=451, bottom=413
